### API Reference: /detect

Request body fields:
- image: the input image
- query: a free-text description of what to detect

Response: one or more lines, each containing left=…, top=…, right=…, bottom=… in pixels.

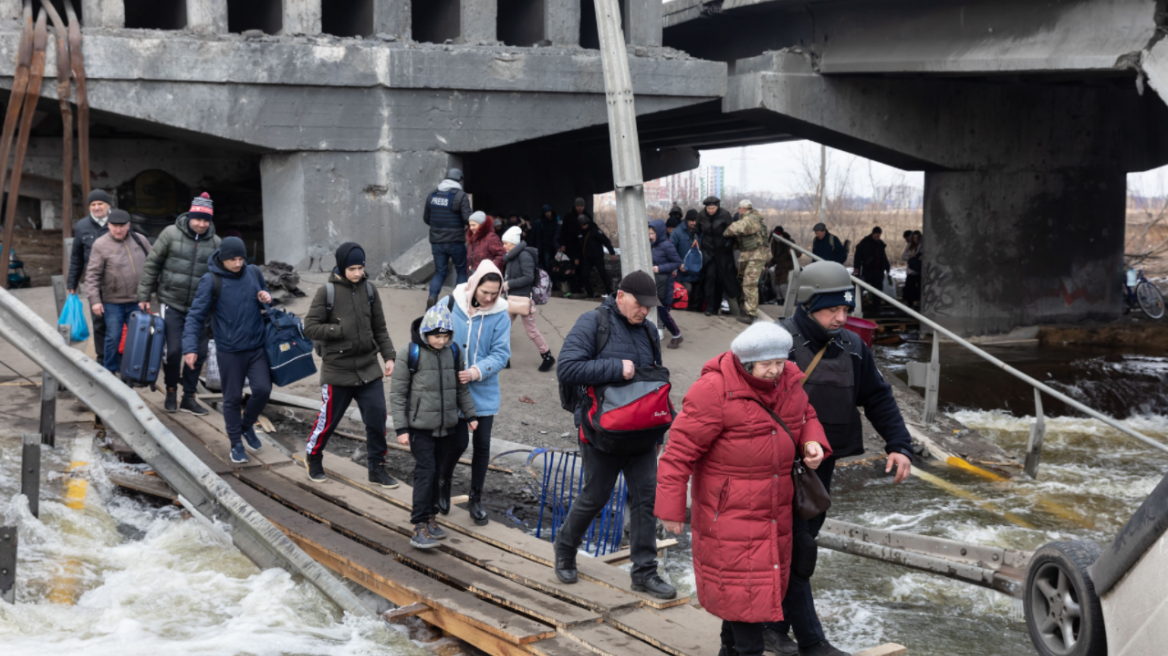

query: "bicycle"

left=1123, top=265, right=1165, bottom=319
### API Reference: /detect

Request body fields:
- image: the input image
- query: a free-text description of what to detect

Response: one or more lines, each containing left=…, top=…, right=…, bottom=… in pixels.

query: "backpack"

left=262, top=305, right=317, bottom=387
left=672, top=281, right=689, bottom=310
left=532, top=268, right=551, bottom=305
left=313, top=279, right=376, bottom=356
left=405, top=316, right=461, bottom=419
left=558, top=305, right=662, bottom=412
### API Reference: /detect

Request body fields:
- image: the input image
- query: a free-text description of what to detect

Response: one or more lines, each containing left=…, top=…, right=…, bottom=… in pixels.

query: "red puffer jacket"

left=468, top=215, right=506, bottom=274
left=656, top=352, right=830, bottom=623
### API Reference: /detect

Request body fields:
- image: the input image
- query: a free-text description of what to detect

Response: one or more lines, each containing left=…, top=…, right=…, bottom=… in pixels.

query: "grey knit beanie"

left=730, top=323, right=793, bottom=364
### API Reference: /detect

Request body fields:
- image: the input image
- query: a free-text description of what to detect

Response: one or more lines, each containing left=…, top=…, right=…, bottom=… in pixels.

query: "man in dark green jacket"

left=137, top=193, right=222, bottom=415
left=302, top=242, right=398, bottom=488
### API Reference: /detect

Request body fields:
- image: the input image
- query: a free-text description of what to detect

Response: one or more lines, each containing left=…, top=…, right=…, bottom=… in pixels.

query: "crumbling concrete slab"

left=390, top=238, right=436, bottom=284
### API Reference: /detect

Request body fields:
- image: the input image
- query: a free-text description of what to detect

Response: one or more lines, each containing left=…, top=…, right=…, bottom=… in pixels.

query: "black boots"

left=164, top=388, right=177, bottom=413
left=468, top=487, right=488, bottom=526
left=437, top=477, right=451, bottom=515
left=538, top=351, right=556, bottom=372
left=631, top=575, right=677, bottom=600
left=554, top=551, right=578, bottom=584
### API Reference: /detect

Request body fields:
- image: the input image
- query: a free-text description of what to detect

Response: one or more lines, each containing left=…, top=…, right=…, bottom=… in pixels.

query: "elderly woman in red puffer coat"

left=467, top=212, right=506, bottom=275
left=656, top=322, right=830, bottom=656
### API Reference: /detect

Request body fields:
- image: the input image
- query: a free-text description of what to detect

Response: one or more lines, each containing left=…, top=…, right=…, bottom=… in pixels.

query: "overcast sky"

left=697, top=142, right=1168, bottom=198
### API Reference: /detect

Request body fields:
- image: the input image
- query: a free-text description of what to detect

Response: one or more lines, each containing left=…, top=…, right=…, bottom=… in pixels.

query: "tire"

left=1024, top=541, right=1108, bottom=656
left=1136, top=281, right=1165, bottom=319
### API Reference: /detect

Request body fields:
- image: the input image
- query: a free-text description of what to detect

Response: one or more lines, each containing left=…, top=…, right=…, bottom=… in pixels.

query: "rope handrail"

left=771, top=234, right=1168, bottom=455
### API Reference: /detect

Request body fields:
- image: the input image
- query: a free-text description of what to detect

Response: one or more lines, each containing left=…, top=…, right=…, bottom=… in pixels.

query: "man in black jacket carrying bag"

left=553, top=271, right=677, bottom=601
left=66, top=189, right=113, bottom=366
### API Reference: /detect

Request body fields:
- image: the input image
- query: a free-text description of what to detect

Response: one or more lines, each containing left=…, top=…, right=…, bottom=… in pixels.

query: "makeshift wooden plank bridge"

left=135, top=390, right=904, bottom=656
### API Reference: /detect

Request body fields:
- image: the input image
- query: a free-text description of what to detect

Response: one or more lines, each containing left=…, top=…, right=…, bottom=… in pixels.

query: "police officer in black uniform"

left=422, top=168, right=473, bottom=308
left=765, top=261, right=914, bottom=656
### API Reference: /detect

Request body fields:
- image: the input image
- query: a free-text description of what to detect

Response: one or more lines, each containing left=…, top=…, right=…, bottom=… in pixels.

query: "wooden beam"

left=107, top=471, right=177, bottom=502
left=603, top=607, right=720, bottom=656
left=597, top=540, right=678, bottom=566
left=383, top=602, right=429, bottom=621
left=559, top=622, right=673, bottom=656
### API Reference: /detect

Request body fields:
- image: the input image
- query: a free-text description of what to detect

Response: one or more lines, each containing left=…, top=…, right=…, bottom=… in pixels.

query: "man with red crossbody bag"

left=553, top=271, right=678, bottom=600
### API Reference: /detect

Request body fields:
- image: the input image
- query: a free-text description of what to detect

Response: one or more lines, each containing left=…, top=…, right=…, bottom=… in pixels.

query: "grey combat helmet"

left=445, top=168, right=464, bottom=182
left=797, top=261, right=854, bottom=303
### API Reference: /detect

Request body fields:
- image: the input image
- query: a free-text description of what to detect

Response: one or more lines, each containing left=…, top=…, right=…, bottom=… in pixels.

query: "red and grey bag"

left=582, top=366, right=675, bottom=455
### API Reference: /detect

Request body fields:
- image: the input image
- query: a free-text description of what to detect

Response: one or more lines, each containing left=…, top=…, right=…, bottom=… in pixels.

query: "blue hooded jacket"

left=669, top=220, right=701, bottom=283
left=182, top=250, right=270, bottom=355
left=649, top=219, right=681, bottom=274
left=441, top=262, right=512, bottom=417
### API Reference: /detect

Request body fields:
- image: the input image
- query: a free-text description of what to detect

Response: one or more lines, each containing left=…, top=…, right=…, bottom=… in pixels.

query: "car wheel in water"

left=1024, top=540, right=1108, bottom=656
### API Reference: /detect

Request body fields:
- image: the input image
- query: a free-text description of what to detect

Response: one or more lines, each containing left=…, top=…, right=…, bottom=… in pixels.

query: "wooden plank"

left=290, top=448, right=690, bottom=609
left=605, top=607, right=720, bottom=656
left=598, top=540, right=678, bottom=566
left=855, top=645, right=907, bottom=656
left=225, top=477, right=554, bottom=648
left=238, top=468, right=605, bottom=628
left=526, top=635, right=606, bottom=656
left=383, top=602, right=430, bottom=621
left=151, top=409, right=234, bottom=474
left=559, top=622, right=673, bottom=656
left=140, top=390, right=289, bottom=468
left=107, top=471, right=177, bottom=501
left=264, top=464, right=641, bottom=614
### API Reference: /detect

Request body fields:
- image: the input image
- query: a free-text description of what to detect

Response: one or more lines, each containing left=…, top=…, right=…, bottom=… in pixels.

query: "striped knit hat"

left=189, top=192, right=214, bottom=220
left=420, top=302, right=453, bottom=335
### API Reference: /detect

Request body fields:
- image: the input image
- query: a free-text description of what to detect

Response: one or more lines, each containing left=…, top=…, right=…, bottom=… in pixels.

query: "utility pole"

left=593, top=0, right=652, bottom=278
left=818, top=144, right=827, bottom=224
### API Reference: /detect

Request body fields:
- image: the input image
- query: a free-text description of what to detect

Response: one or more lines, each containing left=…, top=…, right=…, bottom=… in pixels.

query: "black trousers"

left=766, top=457, right=837, bottom=648
left=721, top=620, right=765, bottom=656
left=89, top=296, right=106, bottom=364
left=217, top=347, right=271, bottom=446
left=862, top=270, right=886, bottom=314
left=409, top=431, right=448, bottom=524
left=162, top=305, right=208, bottom=395
left=577, top=256, right=612, bottom=297
left=903, top=274, right=921, bottom=307
left=554, top=439, right=659, bottom=583
left=304, top=379, right=389, bottom=468
left=443, top=415, right=494, bottom=491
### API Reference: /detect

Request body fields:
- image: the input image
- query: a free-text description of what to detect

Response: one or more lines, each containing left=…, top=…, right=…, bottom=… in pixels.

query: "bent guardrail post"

left=21, top=434, right=40, bottom=518
left=0, top=526, right=15, bottom=604
left=0, top=287, right=371, bottom=618
left=1024, top=390, right=1046, bottom=479
left=771, top=235, right=1168, bottom=455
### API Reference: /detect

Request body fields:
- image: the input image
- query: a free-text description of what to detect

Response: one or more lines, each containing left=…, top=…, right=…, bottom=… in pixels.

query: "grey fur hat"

left=730, top=323, right=793, bottom=364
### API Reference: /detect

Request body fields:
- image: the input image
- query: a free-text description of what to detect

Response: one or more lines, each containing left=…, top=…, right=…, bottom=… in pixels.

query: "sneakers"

left=369, top=467, right=400, bottom=489
left=539, top=351, right=556, bottom=372
left=763, top=628, right=800, bottom=655
left=797, top=641, right=850, bottom=656
left=230, top=444, right=249, bottom=464
left=179, top=395, right=209, bottom=416
left=242, top=428, right=263, bottom=452
left=306, top=457, right=326, bottom=483
left=427, top=519, right=447, bottom=540
left=667, top=336, right=684, bottom=349
left=164, top=388, right=178, bottom=413
left=411, top=522, right=439, bottom=549
left=631, top=575, right=677, bottom=600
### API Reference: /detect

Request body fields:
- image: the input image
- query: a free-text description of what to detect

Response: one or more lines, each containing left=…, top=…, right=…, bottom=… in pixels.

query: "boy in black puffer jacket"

left=302, top=242, right=398, bottom=488
left=391, top=302, right=478, bottom=549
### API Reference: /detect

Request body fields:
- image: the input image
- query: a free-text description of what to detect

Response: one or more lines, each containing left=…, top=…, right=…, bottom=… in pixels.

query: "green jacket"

left=390, top=316, right=476, bottom=436
left=302, top=272, right=397, bottom=387
left=136, top=214, right=222, bottom=313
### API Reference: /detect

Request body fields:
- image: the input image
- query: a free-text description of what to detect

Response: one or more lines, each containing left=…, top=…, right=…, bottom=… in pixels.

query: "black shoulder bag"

left=749, top=398, right=832, bottom=520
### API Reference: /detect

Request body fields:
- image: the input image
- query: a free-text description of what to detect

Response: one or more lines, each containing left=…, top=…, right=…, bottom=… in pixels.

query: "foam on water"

left=0, top=438, right=427, bottom=656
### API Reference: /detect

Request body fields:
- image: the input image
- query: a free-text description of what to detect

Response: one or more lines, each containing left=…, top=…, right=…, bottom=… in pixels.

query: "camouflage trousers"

left=738, top=259, right=765, bottom=317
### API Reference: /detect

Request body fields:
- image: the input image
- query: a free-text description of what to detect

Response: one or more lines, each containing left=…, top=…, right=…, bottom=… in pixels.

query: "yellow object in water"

left=47, top=438, right=93, bottom=605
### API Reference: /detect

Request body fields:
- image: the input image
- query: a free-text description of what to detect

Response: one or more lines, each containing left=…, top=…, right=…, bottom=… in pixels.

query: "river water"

left=654, top=341, right=1168, bottom=655
left=3, top=342, right=1166, bottom=656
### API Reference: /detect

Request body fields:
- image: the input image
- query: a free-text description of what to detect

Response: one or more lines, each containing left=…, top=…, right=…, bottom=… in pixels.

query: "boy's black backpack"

left=557, top=305, right=661, bottom=412
left=312, top=280, right=376, bottom=355
left=407, top=342, right=461, bottom=374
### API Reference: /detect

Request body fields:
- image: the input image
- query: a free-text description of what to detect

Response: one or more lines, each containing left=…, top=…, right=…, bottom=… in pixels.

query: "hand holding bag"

left=749, top=398, right=831, bottom=520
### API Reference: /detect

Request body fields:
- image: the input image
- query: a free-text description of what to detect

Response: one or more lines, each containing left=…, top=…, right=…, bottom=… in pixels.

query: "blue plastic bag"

left=59, top=293, right=89, bottom=342
left=683, top=247, right=703, bottom=274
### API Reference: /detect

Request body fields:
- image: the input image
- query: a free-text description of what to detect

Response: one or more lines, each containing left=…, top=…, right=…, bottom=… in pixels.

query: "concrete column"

left=461, top=0, right=497, bottom=43
left=922, top=169, right=1126, bottom=336
left=625, top=0, right=661, bottom=47
left=82, top=0, right=125, bottom=28
left=0, top=0, right=19, bottom=22
left=187, top=0, right=229, bottom=34
left=282, top=0, right=322, bottom=35
left=373, top=0, right=410, bottom=40
left=546, top=0, right=579, bottom=45
left=261, top=150, right=448, bottom=271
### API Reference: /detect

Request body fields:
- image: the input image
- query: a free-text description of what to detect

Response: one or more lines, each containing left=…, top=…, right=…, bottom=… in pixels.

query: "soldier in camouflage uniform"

left=724, top=199, right=769, bottom=324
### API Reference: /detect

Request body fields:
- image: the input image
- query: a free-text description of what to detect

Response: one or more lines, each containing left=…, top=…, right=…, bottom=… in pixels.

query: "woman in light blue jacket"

left=438, top=260, right=512, bottom=525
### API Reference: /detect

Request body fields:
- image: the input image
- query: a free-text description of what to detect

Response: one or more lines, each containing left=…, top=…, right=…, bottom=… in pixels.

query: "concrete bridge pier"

left=923, top=169, right=1127, bottom=335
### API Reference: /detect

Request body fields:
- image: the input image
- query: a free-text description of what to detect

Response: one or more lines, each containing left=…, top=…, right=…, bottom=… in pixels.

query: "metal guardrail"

left=0, top=287, right=372, bottom=618
left=772, top=234, right=1168, bottom=456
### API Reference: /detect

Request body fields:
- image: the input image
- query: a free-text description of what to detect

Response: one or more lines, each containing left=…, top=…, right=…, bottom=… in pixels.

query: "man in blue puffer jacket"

left=183, top=237, right=273, bottom=464
left=553, top=271, right=677, bottom=601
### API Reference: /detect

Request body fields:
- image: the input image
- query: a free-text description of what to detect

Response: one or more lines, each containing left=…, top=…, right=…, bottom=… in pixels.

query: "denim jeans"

left=217, top=347, right=271, bottom=446
left=429, top=242, right=469, bottom=298
left=102, top=302, right=139, bottom=373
